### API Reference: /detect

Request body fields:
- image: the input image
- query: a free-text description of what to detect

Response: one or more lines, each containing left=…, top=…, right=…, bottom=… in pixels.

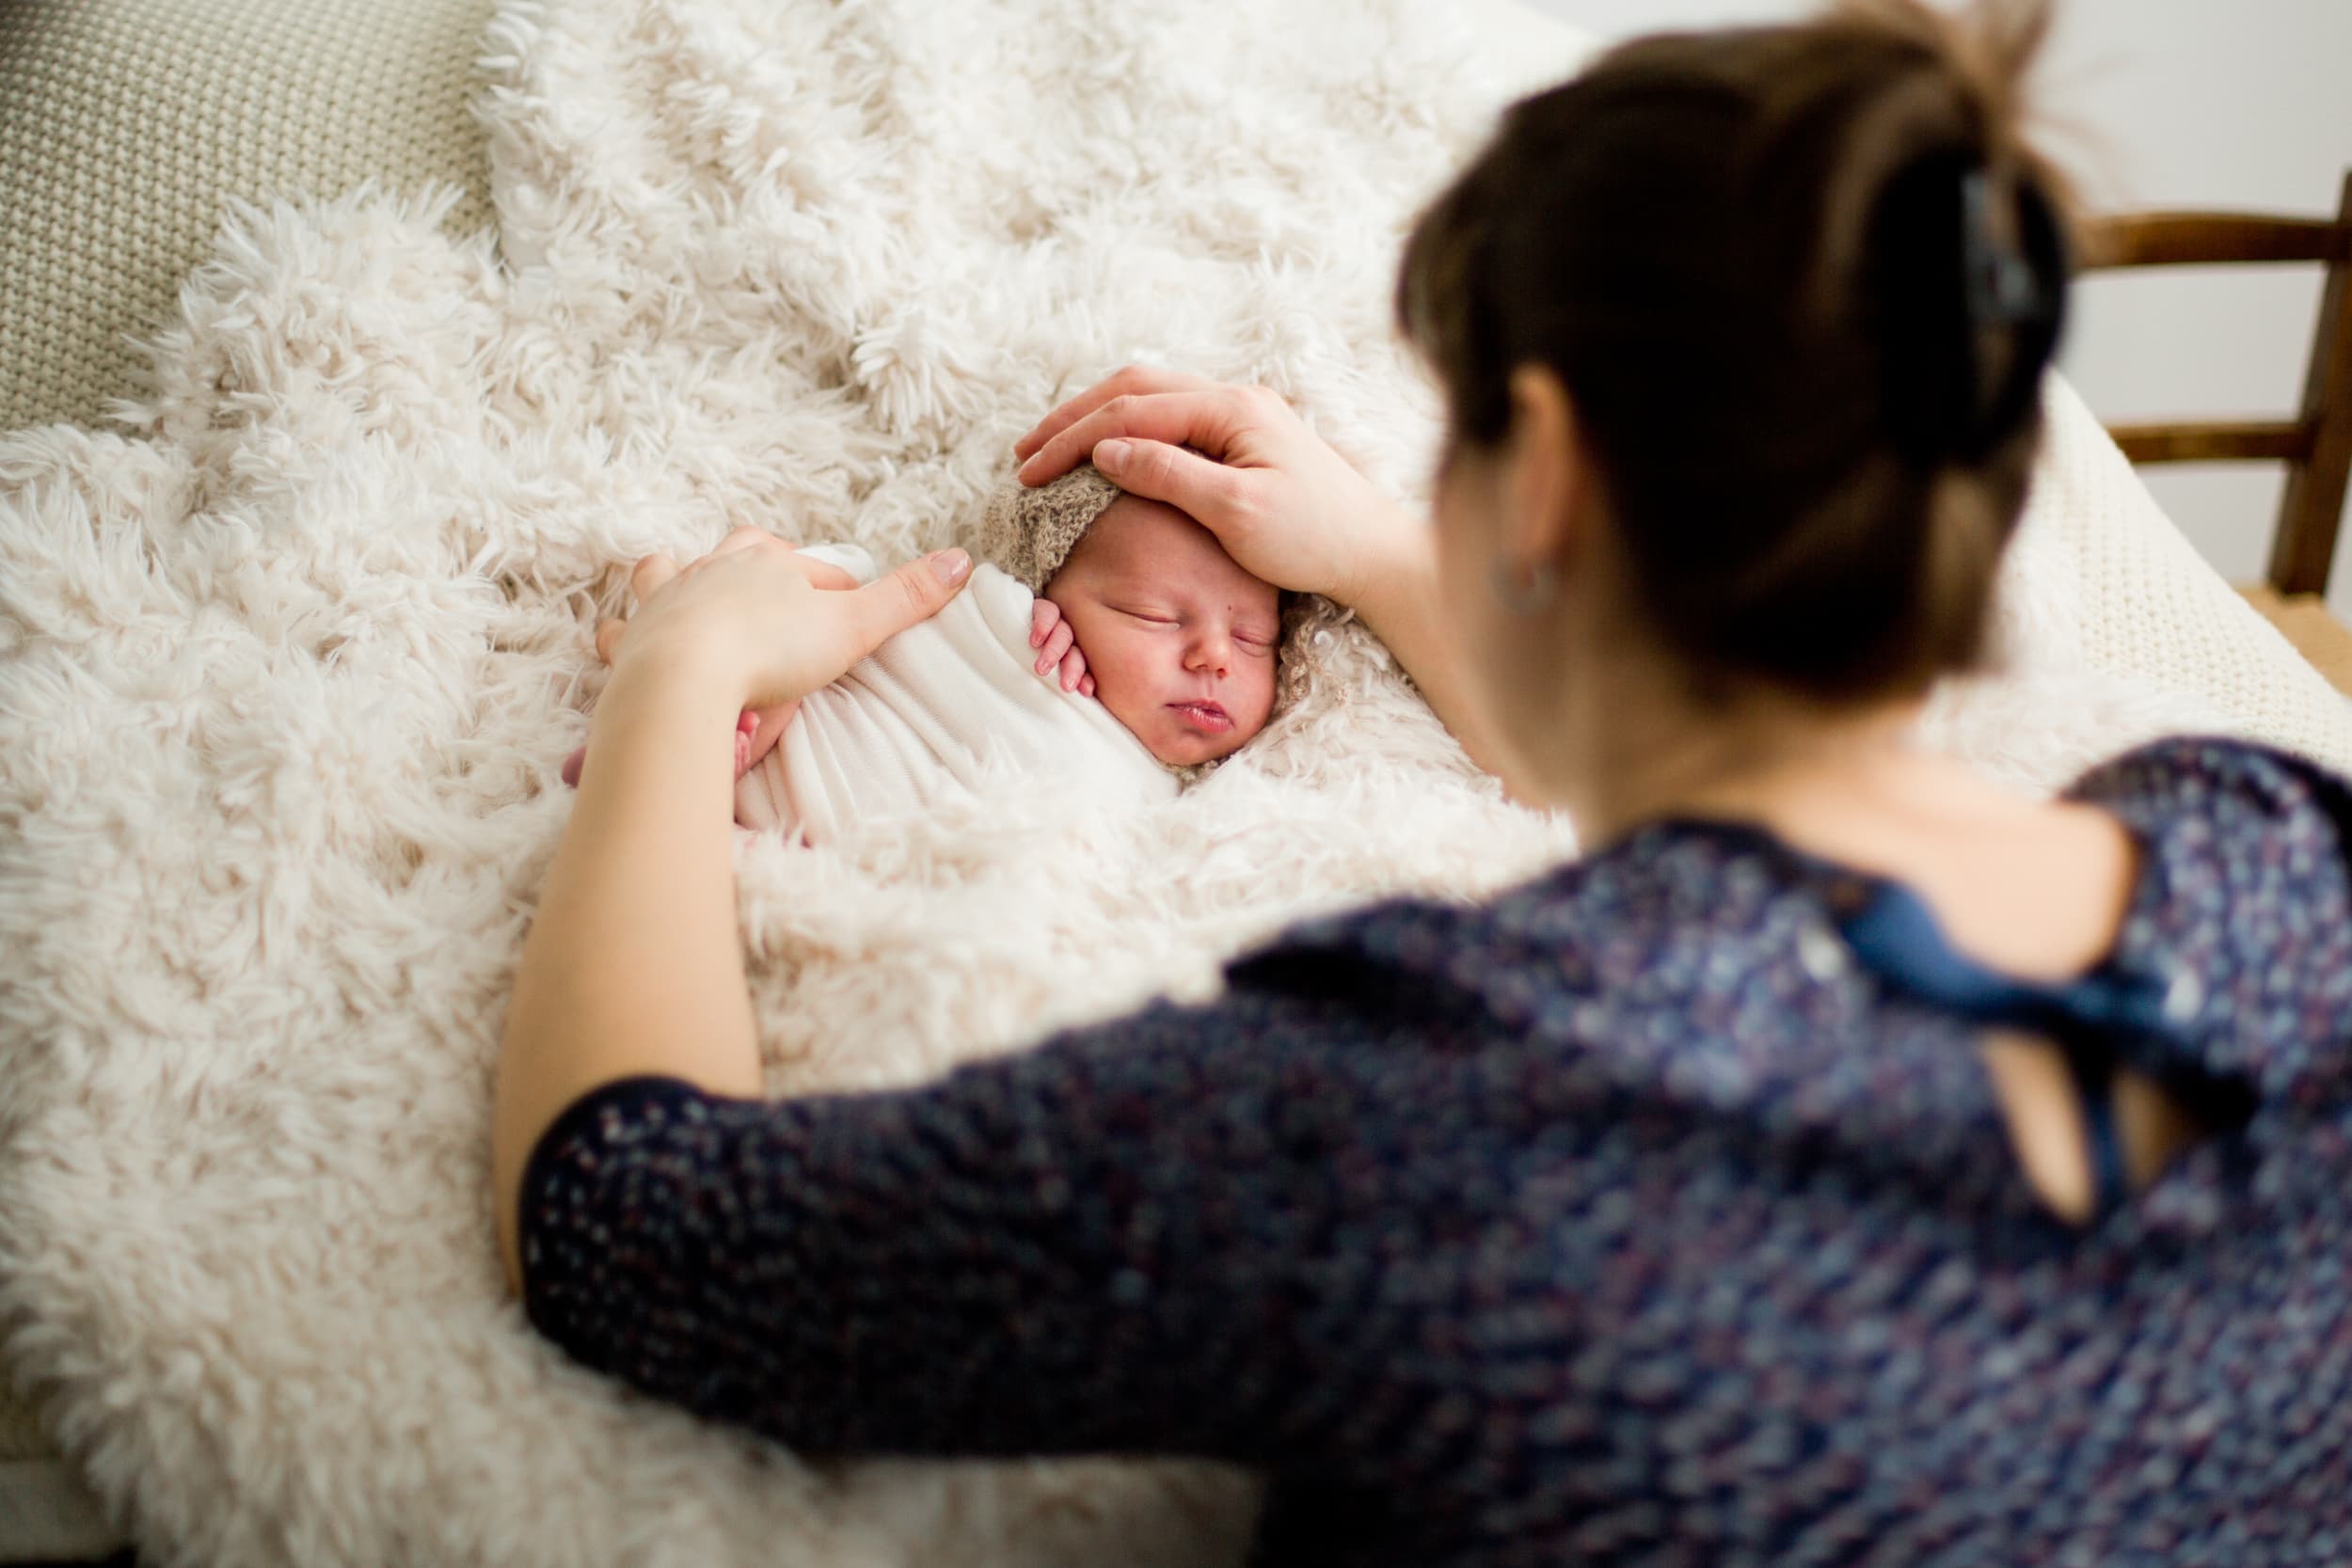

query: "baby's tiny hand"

left=1028, top=597, right=1094, bottom=696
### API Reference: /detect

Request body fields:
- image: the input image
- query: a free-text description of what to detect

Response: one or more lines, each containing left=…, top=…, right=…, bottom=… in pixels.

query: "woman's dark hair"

left=1397, top=0, right=2074, bottom=702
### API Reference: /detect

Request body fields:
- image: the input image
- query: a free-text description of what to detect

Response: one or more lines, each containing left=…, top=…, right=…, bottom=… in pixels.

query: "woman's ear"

left=1501, top=364, right=1587, bottom=572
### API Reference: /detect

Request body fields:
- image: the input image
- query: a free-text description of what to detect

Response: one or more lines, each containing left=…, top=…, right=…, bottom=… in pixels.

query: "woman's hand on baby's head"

left=1028, top=597, right=1096, bottom=697
left=1012, top=366, right=1408, bottom=610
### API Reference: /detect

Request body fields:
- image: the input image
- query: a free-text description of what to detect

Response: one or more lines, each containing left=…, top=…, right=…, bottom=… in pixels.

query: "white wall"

left=1518, top=0, right=2352, bottom=616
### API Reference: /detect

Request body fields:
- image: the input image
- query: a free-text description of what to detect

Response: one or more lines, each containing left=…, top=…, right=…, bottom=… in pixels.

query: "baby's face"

left=1042, top=497, right=1279, bottom=767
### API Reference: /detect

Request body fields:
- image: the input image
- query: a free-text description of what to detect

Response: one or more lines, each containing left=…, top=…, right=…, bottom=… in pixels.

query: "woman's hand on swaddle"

left=603, top=527, right=973, bottom=710
left=1027, top=598, right=1096, bottom=696
left=565, top=529, right=974, bottom=787
left=565, top=538, right=865, bottom=791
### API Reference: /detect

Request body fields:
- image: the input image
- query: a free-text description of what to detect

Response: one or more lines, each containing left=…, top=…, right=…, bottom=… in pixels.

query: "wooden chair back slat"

left=2078, top=171, right=2352, bottom=597
left=2082, top=214, right=2347, bottom=270
left=2110, top=421, right=2312, bottom=466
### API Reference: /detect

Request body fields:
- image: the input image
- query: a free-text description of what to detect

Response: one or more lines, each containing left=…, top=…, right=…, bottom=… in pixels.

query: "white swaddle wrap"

left=734, top=545, right=1179, bottom=841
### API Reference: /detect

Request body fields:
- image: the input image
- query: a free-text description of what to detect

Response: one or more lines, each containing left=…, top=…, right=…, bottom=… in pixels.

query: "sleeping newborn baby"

left=562, top=466, right=1282, bottom=843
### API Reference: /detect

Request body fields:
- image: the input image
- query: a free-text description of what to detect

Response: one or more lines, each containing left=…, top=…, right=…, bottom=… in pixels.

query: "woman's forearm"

left=492, top=647, right=764, bottom=1293
left=1347, top=513, right=1516, bottom=788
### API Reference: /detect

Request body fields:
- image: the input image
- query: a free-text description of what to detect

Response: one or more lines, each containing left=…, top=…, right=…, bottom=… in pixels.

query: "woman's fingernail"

left=1094, top=439, right=1131, bottom=471
left=930, top=548, right=972, bottom=585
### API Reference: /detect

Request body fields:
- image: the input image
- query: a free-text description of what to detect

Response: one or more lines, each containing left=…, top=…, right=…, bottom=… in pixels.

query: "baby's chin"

left=1146, top=732, right=1252, bottom=767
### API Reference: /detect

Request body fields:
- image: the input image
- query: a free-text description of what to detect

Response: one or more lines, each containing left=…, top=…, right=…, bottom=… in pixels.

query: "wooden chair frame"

left=2080, top=171, right=2352, bottom=597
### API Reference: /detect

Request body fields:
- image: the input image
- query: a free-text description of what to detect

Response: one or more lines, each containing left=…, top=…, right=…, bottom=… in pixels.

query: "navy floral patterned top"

left=518, top=737, right=2352, bottom=1566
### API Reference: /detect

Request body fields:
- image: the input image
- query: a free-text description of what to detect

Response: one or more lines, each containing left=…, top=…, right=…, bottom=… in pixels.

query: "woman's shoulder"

left=2065, top=732, right=2352, bottom=811
left=2064, top=734, right=2352, bottom=852
left=2065, top=735, right=2352, bottom=1091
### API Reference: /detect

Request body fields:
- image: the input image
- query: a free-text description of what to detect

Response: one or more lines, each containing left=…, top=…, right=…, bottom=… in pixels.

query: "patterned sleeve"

left=516, top=987, right=1389, bottom=1462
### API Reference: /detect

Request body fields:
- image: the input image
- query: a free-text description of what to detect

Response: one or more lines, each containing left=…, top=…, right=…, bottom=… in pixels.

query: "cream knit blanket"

left=735, top=551, right=1177, bottom=840
left=2, top=2, right=2348, bottom=1566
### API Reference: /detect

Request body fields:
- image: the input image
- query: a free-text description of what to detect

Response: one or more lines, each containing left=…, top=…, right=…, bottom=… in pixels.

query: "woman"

left=493, top=1, right=2352, bottom=1560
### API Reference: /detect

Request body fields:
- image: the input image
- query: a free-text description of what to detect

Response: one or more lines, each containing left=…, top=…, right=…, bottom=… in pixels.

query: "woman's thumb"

left=848, top=548, right=973, bottom=657
left=1091, top=438, right=1243, bottom=526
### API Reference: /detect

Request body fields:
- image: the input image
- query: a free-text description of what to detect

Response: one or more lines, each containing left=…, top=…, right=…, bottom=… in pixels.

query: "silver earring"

left=1489, top=556, right=1558, bottom=615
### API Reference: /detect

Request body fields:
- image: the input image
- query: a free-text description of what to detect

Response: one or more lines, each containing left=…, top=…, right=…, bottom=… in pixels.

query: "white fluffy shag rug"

left=3, top=1, right=2349, bottom=1564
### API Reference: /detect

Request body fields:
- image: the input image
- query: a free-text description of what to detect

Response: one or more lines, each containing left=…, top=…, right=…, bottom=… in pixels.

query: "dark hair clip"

left=1954, top=165, right=2069, bottom=460
left=1961, top=168, right=2041, bottom=325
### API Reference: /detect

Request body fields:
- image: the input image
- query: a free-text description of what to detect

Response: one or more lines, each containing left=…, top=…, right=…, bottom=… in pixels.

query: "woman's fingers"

left=1016, top=389, right=1232, bottom=486
left=828, top=550, right=975, bottom=677
left=1016, top=388, right=1242, bottom=486
left=629, top=553, right=679, bottom=601
left=1089, top=437, right=1252, bottom=530
left=1012, top=366, right=1221, bottom=463
left=590, top=549, right=686, bottom=669
left=713, top=527, right=780, bottom=556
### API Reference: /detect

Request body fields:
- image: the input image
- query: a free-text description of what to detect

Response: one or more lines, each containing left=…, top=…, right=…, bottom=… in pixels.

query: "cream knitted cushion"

left=2039, top=378, right=2352, bottom=767
left=0, top=0, right=496, bottom=432
left=2, top=3, right=494, bottom=1550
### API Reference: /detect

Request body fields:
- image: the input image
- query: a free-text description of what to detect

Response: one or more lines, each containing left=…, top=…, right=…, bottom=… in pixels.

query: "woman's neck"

left=1549, top=661, right=1939, bottom=852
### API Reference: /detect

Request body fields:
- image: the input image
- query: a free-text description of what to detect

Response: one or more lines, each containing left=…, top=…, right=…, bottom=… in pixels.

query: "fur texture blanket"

left=3, top=1, right=2345, bottom=1563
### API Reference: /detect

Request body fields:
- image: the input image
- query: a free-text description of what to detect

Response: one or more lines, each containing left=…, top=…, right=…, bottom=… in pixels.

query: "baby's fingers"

left=1057, top=646, right=1088, bottom=691
left=1028, top=597, right=1061, bottom=649
left=1035, top=620, right=1074, bottom=675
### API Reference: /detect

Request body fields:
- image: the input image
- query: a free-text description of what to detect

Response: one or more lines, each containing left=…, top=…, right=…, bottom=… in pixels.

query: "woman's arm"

left=492, top=643, right=763, bottom=1294
left=493, top=536, right=975, bottom=1295
left=516, top=982, right=1412, bottom=1465
left=1011, top=369, right=1512, bottom=782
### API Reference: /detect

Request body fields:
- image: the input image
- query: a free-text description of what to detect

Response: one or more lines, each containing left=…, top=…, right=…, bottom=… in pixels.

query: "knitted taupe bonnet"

left=976, top=464, right=1125, bottom=594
